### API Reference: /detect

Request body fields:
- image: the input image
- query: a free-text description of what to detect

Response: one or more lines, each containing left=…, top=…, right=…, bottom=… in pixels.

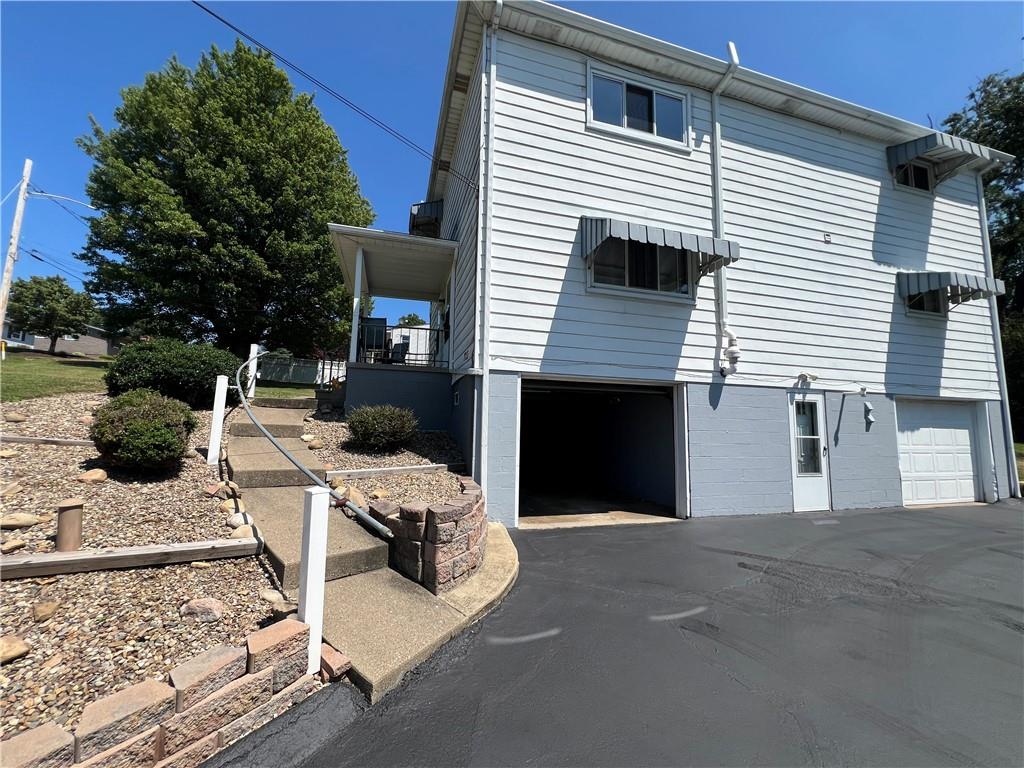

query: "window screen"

left=655, top=94, right=685, bottom=141
left=625, top=85, right=654, bottom=133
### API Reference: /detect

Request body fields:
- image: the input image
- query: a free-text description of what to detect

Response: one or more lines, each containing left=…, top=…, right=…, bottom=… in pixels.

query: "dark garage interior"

left=519, top=380, right=677, bottom=520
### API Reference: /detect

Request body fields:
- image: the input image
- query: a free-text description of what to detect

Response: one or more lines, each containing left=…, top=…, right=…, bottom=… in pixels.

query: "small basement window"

left=895, top=161, right=933, bottom=193
left=588, top=64, right=689, bottom=148
left=591, top=238, right=693, bottom=297
left=906, top=290, right=948, bottom=316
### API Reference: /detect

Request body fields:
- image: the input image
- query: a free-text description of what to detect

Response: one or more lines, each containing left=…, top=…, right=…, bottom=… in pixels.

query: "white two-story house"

left=329, top=0, right=1017, bottom=528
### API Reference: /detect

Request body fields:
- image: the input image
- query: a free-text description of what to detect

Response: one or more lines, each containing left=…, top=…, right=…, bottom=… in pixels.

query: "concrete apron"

left=320, top=523, right=519, bottom=703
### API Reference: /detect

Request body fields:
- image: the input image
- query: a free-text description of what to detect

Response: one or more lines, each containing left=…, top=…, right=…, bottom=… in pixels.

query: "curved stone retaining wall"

left=1, top=619, right=348, bottom=768
left=369, top=476, right=488, bottom=594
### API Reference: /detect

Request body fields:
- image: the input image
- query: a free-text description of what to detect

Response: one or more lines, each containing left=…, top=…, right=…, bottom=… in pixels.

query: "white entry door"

left=789, top=392, right=831, bottom=512
left=896, top=400, right=980, bottom=505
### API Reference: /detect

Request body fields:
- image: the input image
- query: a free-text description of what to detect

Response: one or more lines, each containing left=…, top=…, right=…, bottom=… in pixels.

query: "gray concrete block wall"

left=825, top=393, right=903, bottom=510
left=344, top=365, right=452, bottom=431
left=485, top=371, right=520, bottom=527
left=450, top=375, right=477, bottom=477
left=687, top=383, right=793, bottom=516
left=987, top=401, right=1012, bottom=499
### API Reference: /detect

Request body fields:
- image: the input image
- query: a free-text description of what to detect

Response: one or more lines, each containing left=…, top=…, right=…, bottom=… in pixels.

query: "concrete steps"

left=230, top=406, right=308, bottom=438
left=226, top=436, right=325, bottom=488
left=245, top=486, right=388, bottom=590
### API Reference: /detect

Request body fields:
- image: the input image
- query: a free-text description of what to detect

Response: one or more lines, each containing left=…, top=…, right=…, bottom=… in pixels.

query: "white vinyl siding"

left=442, top=49, right=484, bottom=372
left=486, top=29, right=1001, bottom=400
left=489, top=32, right=718, bottom=381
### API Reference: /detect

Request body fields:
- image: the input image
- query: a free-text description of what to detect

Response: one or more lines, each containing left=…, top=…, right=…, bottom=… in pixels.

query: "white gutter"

left=478, top=0, right=501, bottom=491
left=976, top=174, right=1020, bottom=497
left=711, top=42, right=741, bottom=376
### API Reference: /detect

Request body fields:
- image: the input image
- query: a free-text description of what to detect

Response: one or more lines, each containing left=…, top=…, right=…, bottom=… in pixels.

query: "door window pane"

left=627, top=242, right=658, bottom=290
left=625, top=84, right=653, bottom=133
left=592, top=76, right=623, bottom=127
left=593, top=238, right=626, bottom=286
left=796, top=437, right=822, bottom=475
left=795, top=401, right=819, bottom=437
left=655, top=93, right=685, bottom=141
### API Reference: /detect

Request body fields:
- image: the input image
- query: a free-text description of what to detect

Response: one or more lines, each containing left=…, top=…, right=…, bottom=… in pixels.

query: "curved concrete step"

left=245, top=486, right=388, bottom=590
left=250, top=396, right=318, bottom=409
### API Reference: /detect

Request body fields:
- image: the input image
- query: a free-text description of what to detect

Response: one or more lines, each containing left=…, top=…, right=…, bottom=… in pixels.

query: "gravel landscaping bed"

left=345, top=471, right=463, bottom=506
left=0, top=557, right=277, bottom=739
left=1, top=392, right=108, bottom=440
left=1, top=411, right=223, bottom=553
left=309, top=415, right=463, bottom=471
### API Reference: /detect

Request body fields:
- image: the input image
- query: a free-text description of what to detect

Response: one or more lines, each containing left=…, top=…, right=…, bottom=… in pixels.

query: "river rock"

left=0, top=482, right=22, bottom=499
left=32, top=601, right=59, bottom=623
left=3, top=412, right=27, bottom=423
left=300, top=434, right=315, bottom=443
left=77, top=469, right=108, bottom=484
left=0, top=449, right=17, bottom=459
left=225, top=512, right=253, bottom=529
left=230, top=524, right=258, bottom=539
left=1, top=538, right=26, bottom=554
left=259, top=589, right=286, bottom=604
left=308, top=439, right=324, bottom=450
left=179, top=598, right=227, bottom=623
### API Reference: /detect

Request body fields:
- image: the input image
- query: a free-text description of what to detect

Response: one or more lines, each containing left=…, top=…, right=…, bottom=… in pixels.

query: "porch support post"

left=349, top=246, right=364, bottom=363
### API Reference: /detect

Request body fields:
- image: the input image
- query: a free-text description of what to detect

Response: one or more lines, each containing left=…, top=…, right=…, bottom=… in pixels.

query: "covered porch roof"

left=328, top=223, right=458, bottom=301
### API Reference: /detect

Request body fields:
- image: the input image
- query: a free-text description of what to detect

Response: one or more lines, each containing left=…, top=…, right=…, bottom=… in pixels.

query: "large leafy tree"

left=78, top=41, right=373, bottom=358
left=945, top=73, right=1024, bottom=430
left=397, top=312, right=426, bottom=327
left=7, top=275, right=96, bottom=354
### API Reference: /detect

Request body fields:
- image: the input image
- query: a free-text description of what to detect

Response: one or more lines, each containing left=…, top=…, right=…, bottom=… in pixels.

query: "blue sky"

left=2, top=1, right=1022, bottom=325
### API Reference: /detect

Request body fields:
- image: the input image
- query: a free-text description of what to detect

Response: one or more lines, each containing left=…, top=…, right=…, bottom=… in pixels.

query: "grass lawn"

left=1, top=351, right=109, bottom=402
left=255, top=380, right=316, bottom=399
left=1015, top=443, right=1024, bottom=479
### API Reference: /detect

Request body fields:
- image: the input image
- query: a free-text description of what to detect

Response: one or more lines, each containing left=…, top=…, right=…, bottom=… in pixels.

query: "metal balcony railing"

left=357, top=323, right=447, bottom=368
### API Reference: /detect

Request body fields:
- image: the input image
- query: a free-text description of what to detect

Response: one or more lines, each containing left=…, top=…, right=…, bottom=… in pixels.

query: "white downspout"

left=479, top=0, right=501, bottom=492
left=976, top=173, right=1020, bottom=497
left=711, top=42, right=741, bottom=376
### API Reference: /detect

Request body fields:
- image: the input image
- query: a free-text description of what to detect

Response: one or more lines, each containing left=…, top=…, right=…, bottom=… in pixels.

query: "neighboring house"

left=2, top=323, right=119, bottom=356
left=329, top=0, right=1018, bottom=527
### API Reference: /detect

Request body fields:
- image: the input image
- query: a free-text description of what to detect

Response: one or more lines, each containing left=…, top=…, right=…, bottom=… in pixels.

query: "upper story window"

left=894, top=161, right=933, bottom=193
left=587, top=64, right=690, bottom=150
left=591, top=238, right=693, bottom=297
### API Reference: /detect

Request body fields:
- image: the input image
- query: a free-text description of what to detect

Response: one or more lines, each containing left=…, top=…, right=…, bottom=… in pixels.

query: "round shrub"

left=105, top=338, right=245, bottom=408
left=91, top=389, right=198, bottom=471
left=347, top=404, right=418, bottom=452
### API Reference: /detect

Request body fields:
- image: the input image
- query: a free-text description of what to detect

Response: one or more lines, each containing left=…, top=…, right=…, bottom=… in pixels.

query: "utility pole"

left=0, top=158, right=32, bottom=328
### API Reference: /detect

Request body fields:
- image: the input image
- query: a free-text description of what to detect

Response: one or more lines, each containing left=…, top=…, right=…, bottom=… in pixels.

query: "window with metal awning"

left=897, top=271, right=1005, bottom=315
left=580, top=217, right=739, bottom=300
left=887, top=132, right=1011, bottom=190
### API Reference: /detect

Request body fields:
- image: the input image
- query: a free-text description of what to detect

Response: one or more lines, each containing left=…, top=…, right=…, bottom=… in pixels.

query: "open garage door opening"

left=519, top=380, right=678, bottom=524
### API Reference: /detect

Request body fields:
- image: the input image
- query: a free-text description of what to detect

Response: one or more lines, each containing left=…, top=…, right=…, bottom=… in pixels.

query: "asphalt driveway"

left=223, top=501, right=1024, bottom=767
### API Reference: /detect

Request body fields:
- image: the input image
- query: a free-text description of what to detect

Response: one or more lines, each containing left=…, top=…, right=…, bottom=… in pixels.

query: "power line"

left=0, top=180, right=21, bottom=207
left=24, top=245, right=88, bottom=277
left=29, top=184, right=92, bottom=227
left=191, top=1, right=478, bottom=192
left=19, top=247, right=88, bottom=283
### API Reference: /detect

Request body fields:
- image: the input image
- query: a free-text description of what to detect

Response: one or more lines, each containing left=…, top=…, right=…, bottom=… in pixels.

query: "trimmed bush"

left=347, top=404, right=418, bottom=452
left=105, top=338, right=245, bottom=408
left=91, top=389, right=198, bottom=471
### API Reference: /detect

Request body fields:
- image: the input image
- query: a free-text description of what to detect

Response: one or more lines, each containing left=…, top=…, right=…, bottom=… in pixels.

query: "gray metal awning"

left=580, top=216, right=740, bottom=276
left=897, top=271, right=1005, bottom=306
left=886, top=132, right=1011, bottom=185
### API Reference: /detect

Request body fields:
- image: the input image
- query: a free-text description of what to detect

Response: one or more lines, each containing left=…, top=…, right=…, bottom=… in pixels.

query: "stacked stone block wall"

left=1, top=618, right=349, bottom=768
left=369, top=477, right=488, bottom=594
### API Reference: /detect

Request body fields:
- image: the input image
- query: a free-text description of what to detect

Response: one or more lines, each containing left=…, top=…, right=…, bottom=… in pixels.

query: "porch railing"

left=357, top=324, right=447, bottom=368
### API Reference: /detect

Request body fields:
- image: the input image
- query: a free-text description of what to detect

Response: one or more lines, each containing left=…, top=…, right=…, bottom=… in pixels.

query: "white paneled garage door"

left=896, top=400, right=980, bottom=505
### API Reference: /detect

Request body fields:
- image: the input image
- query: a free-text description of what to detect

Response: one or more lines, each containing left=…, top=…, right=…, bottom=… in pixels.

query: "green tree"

left=396, top=312, right=426, bottom=327
left=6, top=275, right=96, bottom=354
left=945, top=73, right=1024, bottom=431
left=78, top=40, right=373, bottom=358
